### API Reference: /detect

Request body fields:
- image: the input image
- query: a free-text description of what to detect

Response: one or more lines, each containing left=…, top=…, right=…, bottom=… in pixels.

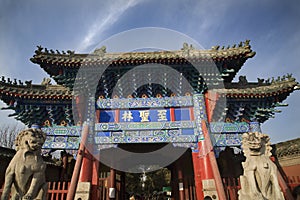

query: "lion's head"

left=15, top=128, right=46, bottom=151
left=241, top=132, right=272, bottom=157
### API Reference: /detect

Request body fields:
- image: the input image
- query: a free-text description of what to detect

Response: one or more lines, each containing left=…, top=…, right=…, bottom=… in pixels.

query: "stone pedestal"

left=74, top=182, right=91, bottom=200
left=202, top=179, right=218, bottom=200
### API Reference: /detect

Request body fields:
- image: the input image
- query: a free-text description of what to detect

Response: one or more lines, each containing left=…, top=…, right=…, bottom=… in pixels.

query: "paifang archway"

left=1, top=41, right=298, bottom=199
left=96, top=94, right=210, bottom=196
left=73, top=93, right=225, bottom=200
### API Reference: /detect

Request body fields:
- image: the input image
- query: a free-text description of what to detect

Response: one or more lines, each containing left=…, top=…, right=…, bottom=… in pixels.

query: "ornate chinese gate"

left=41, top=94, right=256, bottom=200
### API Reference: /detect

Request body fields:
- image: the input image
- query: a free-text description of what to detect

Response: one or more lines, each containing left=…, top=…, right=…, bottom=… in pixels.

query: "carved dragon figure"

left=238, top=132, right=284, bottom=200
left=1, top=128, right=48, bottom=200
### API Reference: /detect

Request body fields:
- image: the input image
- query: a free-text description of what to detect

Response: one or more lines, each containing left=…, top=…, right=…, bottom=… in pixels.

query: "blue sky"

left=0, top=0, right=299, bottom=143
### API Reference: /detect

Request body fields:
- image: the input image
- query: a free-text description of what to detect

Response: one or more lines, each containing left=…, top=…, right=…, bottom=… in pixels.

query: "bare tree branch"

left=0, top=124, right=25, bottom=148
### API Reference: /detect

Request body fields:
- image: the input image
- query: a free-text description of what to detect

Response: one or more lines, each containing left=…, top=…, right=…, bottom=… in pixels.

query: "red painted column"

left=192, top=150, right=204, bottom=200
left=204, top=92, right=227, bottom=200
left=202, top=120, right=227, bottom=200
left=177, top=162, right=185, bottom=200
left=91, top=158, right=100, bottom=200
left=78, top=125, right=94, bottom=183
left=78, top=149, right=93, bottom=182
left=204, top=91, right=218, bottom=123
left=109, top=168, right=116, bottom=199
left=192, top=120, right=227, bottom=200
left=66, top=125, right=89, bottom=200
left=192, top=139, right=213, bottom=200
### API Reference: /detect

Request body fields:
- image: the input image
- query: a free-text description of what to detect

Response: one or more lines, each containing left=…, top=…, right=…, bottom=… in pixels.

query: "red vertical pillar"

left=192, top=151, right=203, bottom=200
left=91, top=158, right=100, bottom=199
left=177, top=162, right=185, bottom=200
left=67, top=125, right=89, bottom=200
left=192, top=139, right=213, bottom=200
left=78, top=149, right=93, bottom=182
left=76, top=94, right=94, bottom=182
left=202, top=120, right=227, bottom=200
left=204, top=91, right=218, bottom=123
left=79, top=125, right=94, bottom=182
left=109, top=168, right=116, bottom=199
left=204, top=92, right=227, bottom=199
left=192, top=119, right=227, bottom=200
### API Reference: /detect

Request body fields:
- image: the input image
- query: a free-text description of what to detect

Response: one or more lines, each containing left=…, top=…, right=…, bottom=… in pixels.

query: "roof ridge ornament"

left=93, top=46, right=107, bottom=57
left=213, top=40, right=249, bottom=51
left=181, top=42, right=194, bottom=50
left=257, top=78, right=264, bottom=85
left=181, top=42, right=194, bottom=56
left=211, top=45, right=220, bottom=50
left=268, top=73, right=296, bottom=85
left=41, top=78, right=51, bottom=86
left=286, top=73, right=294, bottom=80
left=25, top=80, right=32, bottom=87
left=35, top=45, right=74, bottom=56
left=35, top=45, right=43, bottom=55
left=0, top=76, right=25, bottom=86
left=244, top=39, right=250, bottom=47
left=67, top=50, right=75, bottom=56
left=238, top=75, right=248, bottom=86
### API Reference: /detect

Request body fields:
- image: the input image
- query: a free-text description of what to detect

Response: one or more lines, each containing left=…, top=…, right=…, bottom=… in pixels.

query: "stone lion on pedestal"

left=238, top=132, right=284, bottom=200
left=1, top=128, right=48, bottom=200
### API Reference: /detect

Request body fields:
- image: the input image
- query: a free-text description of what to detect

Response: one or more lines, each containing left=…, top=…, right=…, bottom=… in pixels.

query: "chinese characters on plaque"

left=99, top=108, right=192, bottom=123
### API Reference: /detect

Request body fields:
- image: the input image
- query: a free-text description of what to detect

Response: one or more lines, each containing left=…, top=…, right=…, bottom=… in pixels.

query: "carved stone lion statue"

left=1, top=128, right=48, bottom=200
left=238, top=132, right=284, bottom=200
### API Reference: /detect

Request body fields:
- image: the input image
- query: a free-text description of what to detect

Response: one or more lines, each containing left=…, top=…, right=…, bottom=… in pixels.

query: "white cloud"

left=77, top=0, right=145, bottom=52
